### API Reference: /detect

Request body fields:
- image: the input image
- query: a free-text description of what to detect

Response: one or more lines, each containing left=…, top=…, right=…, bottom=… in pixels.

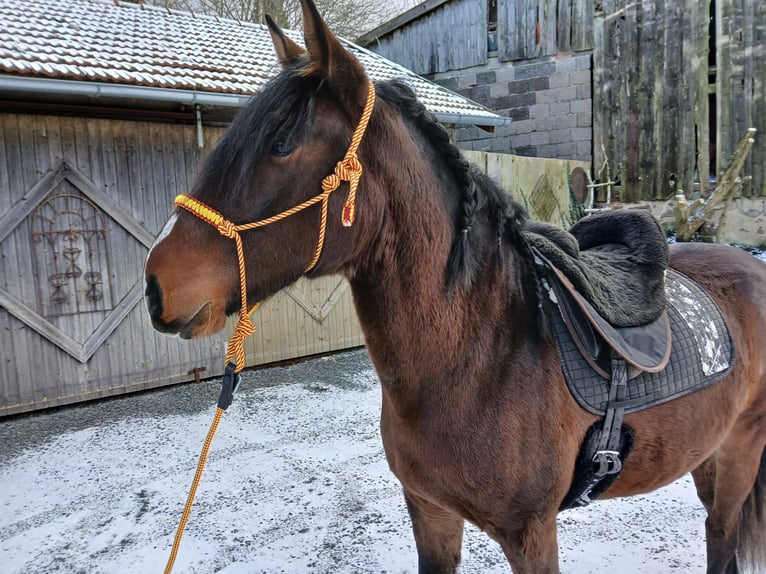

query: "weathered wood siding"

left=593, top=0, right=709, bottom=201
left=0, top=113, right=365, bottom=415
left=497, top=0, right=593, bottom=61
left=0, top=113, right=226, bottom=415
left=593, top=0, right=765, bottom=200
left=362, top=0, right=487, bottom=75
left=717, top=0, right=766, bottom=196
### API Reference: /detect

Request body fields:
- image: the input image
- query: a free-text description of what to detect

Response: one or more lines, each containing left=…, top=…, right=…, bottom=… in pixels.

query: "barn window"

left=488, top=0, right=498, bottom=52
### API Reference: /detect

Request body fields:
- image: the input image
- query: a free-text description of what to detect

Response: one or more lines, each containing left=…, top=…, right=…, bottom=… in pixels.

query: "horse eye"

left=270, top=139, right=293, bottom=157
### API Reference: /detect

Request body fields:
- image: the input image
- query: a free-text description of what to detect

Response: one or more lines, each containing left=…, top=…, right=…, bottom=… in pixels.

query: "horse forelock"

left=194, top=66, right=321, bottom=204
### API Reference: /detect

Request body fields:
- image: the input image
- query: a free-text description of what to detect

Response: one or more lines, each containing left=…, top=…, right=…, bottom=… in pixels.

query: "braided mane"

left=374, top=80, right=537, bottom=300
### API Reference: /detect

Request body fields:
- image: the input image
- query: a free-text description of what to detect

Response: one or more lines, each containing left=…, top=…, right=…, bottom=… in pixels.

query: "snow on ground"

left=0, top=349, right=707, bottom=573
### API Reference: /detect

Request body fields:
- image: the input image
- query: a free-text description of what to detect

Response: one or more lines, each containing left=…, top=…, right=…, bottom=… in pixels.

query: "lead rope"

left=163, top=81, right=375, bottom=574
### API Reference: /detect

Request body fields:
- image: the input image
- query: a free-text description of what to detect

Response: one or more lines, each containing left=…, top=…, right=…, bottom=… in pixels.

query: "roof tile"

left=0, top=0, right=503, bottom=125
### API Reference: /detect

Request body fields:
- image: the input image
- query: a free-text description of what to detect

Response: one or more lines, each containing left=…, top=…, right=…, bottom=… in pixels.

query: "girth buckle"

left=592, top=450, right=623, bottom=477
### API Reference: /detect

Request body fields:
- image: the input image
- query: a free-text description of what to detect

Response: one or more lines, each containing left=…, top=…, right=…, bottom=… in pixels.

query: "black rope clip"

left=217, top=362, right=242, bottom=411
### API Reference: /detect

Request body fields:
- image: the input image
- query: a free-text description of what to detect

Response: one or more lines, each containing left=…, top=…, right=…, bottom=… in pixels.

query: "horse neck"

left=349, top=122, right=542, bottom=408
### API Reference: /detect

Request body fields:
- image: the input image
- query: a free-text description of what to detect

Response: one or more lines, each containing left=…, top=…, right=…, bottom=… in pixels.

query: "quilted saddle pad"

left=552, top=268, right=735, bottom=416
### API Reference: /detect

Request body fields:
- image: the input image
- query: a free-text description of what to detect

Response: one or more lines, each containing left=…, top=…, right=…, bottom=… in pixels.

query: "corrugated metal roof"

left=0, top=0, right=506, bottom=126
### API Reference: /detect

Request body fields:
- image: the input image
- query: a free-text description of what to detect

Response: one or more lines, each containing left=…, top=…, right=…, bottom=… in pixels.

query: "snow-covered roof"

left=0, top=0, right=507, bottom=127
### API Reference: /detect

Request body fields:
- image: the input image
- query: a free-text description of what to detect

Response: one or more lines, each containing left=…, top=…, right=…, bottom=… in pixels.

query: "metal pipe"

left=0, top=75, right=252, bottom=108
left=195, top=105, right=204, bottom=148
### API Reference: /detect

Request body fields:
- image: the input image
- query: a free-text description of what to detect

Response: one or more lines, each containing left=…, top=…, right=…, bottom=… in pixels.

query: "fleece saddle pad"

left=552, top=268, right=735, bottom=415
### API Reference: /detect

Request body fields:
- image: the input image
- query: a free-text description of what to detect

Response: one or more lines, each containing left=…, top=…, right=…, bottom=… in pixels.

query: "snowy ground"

left=0, top=349, right=709, bottom=573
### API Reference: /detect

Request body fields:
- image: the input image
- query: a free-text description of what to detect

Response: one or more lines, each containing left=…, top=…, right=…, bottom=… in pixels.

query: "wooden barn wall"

left=0, top=113, right=222, bottom=415
left=0, top=113, right=365, bottom=416
left=364, top=0, right=487, bottom=75
left=497, top=0, right=593, bottom=61
left=717, top=0, right=766, bottom=196
left=593, top=0, right=765, bottom=200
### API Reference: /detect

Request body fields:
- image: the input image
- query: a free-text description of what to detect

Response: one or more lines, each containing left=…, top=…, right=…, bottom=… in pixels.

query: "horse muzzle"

left=144, top=274, right=221, bottom=339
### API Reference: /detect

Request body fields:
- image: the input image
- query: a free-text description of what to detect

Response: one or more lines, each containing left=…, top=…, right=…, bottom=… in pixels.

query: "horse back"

left=669, top=242, right=766, bottom=315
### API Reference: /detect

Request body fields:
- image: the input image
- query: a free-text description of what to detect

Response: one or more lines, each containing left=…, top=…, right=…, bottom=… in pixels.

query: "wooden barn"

left=0, top=0, right=507, bottom=415
left=359, top=0, right=766, bottom=202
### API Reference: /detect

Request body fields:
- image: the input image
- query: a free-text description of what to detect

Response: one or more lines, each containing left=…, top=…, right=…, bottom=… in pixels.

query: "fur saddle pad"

left=551, top=268, right=735, bottom=415
left=525, top=209, right=668, bottom=328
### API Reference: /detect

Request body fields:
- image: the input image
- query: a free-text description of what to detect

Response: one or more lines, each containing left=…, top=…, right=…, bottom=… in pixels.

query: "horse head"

left=143, top=0, right=378, bottom=339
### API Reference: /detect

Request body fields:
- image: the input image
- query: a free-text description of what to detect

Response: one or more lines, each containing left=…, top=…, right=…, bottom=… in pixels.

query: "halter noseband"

left=173, top=81, right=376, bottom=372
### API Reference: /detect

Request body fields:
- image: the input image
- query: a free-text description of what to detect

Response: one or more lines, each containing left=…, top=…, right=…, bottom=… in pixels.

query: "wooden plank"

left=0, top=161, right=65, bottom=243
left=64, top=163, right=155, bottom=247
left=363, top=0, right=487, bottom=75
left=637, top=0, right=661, bottom=199
left=356, top=0, right=453, bottom=46
left=754, top=0, right=766, bottom=196
left=0, top=287, right=87, bottom=362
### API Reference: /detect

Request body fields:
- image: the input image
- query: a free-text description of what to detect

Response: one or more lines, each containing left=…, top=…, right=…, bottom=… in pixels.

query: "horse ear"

left=298, top=0, right=367, bottom=93
left=265, top=14, right=306, bottom=69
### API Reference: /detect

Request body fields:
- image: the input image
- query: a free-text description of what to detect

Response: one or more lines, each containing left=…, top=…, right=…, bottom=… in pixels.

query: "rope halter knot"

left=172, top=80, right=376, bottom=373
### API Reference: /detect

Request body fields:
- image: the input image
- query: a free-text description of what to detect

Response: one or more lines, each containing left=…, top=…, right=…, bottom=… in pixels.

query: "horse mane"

left=374, top=80, right=539, bottom=303
left=197, top=70, right=540, bottom=308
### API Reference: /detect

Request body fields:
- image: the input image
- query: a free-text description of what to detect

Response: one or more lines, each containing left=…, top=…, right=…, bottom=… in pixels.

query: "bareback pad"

left=551, top=268, right=735, bottom=416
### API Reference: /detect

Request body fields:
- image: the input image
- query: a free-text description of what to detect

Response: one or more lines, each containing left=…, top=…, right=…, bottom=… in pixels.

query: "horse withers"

left=143, top=1, right=766, bottom=571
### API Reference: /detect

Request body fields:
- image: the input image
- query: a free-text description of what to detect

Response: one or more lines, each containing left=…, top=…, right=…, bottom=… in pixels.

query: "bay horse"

left=143, top=1, right=766, bottom=571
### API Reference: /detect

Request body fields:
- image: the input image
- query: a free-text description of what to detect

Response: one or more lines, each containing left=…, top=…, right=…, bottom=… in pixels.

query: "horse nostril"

left=145, top=274, right=163, bottom=319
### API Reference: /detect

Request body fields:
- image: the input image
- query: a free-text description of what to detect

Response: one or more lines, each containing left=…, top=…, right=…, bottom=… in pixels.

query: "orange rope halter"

left=174, top=80, right=375, bottom=373
left=163, top=81, right=375, bottom=574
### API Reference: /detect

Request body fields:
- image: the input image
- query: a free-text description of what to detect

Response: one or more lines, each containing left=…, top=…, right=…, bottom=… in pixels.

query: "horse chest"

left=379, top=408, right=515, bottom=515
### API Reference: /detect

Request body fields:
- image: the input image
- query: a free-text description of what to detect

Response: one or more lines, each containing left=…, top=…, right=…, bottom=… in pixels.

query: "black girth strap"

left=572, top=353, right=634, bottom=507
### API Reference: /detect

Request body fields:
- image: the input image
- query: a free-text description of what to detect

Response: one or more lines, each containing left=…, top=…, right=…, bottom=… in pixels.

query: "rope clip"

left=217, top=362, right=242, bottom=411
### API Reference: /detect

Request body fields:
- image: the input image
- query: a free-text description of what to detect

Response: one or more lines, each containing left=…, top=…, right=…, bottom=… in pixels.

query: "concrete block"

left=570, top=98, right=591, bottom=114
left=530, top=130, right=550, bottom=146
left=577, top=112, right=593, bottom=128
left=575, top=54, right=592, bottom=71
left=538, top=87, right=577, bottom=105
left=549, top=129, right=573, bottom=144
left=571, top=70, right=591, bottom=85
left=515, top=60, right=556, bottom=80
left=489, top=82, right=510, bottom=98
left=510, top=119, right=535, bottom=135
left=490, top=135, right=513, bottom=153
left=528, top=103, right=550, bottom=119
left=576, top=84, right=592, bottom=99
left=435, top=77, right=459, bottom=91
left=554, top=56, right=577, bottom=72
left=477, top=71, right=496, bottom=85
left=495, top=65, right=515, bottom=83
left=571, top=127, right=592, bottom=142
left=549, top=101, right=572, bottom=116
left=549, top=71, right=571, bottom=89
left=513, top=145, right=538, bottom=157
left=505, top=107, right=531, bottom=122
left=494, top=92, right=536, bottom=110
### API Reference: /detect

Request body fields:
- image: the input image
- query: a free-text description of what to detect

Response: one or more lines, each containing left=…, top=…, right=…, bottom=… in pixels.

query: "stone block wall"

left=430, top=52, right=593, bottom=162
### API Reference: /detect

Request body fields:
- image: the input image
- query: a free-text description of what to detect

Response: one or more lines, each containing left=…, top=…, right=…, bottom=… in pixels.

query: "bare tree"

left=144, top=0, right=407, bottom=38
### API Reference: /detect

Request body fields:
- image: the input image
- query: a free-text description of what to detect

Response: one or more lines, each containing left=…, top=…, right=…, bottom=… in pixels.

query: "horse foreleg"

left=403, top=489, right=464, bottom=574
left=496, top=513, right=560, bottom=574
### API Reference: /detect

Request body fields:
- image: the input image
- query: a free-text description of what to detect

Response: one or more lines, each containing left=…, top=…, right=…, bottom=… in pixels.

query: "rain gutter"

left=0, top=75, right=252, bottom=107
left=0, top=75, right=510, bottom=128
